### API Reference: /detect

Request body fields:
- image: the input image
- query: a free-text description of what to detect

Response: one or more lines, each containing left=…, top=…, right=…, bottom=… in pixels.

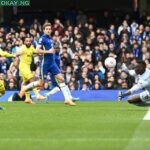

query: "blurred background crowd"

left=0, top=9, right=149, bottom=91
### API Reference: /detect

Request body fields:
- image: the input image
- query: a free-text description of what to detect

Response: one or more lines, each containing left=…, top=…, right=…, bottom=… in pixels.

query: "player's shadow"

left=131, top=102, right=150, bottom=107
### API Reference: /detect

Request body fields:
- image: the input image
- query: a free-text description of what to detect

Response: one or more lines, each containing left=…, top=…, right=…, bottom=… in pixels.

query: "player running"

left=44, top=41, right=79, bottom=102
left=17, top=36, right=54, bottom=104
left=36, top=22, right=76, bottom=106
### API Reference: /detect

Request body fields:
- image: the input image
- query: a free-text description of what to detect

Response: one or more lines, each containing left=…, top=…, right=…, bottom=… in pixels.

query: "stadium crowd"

left=0, top=10, right=150, bottom=91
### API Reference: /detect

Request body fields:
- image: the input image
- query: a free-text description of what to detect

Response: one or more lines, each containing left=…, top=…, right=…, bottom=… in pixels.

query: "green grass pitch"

left=0, top=101, right=150, bottom=150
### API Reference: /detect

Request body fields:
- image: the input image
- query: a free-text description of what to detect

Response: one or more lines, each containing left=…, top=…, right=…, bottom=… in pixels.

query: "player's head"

left=42, top=23, right=52, bottom=36
left=24, top=37, right=32, bottom=48
left=135, top=60, right=146, bottom=75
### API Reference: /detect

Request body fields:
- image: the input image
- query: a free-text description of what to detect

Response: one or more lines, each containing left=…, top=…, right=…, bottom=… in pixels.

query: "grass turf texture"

left=0, top=101, right=150, bottom=150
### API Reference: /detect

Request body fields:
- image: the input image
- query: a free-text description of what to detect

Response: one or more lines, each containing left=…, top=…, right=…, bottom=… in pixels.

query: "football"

left=104, top=57, right=116, bottom=68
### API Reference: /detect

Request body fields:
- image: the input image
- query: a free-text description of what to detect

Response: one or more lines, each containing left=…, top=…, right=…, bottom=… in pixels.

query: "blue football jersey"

left=38, top=34, right=55, bottom=65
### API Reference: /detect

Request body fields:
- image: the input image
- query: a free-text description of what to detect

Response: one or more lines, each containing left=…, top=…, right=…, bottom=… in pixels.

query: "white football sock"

left=46, top=86, right=60, bottom=96
left=59, top=83, right=72, bottom=101
left=23, top=81, right=41, bottom=91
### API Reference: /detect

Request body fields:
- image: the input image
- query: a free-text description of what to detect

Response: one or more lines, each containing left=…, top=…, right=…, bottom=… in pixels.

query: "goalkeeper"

left=118, top=61, right=150, bottom=104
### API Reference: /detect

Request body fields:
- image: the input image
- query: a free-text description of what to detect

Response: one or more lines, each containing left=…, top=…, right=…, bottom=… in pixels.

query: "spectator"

left=0, top=11, right=149, bottom=91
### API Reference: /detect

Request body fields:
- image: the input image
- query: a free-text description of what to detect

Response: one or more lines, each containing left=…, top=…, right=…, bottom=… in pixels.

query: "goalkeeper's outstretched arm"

left=119, top=77, right=150, bottom=100
left=118, top=83, right=144, bottom=100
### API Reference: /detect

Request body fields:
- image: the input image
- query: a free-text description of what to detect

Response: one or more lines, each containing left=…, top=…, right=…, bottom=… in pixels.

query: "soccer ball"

left=104, top=57, right=116, bottom=68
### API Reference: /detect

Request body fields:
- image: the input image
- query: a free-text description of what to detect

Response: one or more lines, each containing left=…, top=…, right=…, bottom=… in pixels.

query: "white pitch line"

left=143, top=108, right=150, bottom=120
left=0, top=137, right=150, bottom=142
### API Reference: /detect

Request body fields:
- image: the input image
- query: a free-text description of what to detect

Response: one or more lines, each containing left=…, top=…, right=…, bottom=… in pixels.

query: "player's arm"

left=15, top=48, right=25, bottom=57
left=35, top=37, right=55, bottom=54
left=0, top=49, right=15, bottom=58
left=122, top=63, right=136, bottom=76
left=9, top=57, right=19, bottom=72
left=35, top=45, right=55, bottom=54
left=119, top=79, right=150, bottom=99
left=119, top=83, right=142, bottom=99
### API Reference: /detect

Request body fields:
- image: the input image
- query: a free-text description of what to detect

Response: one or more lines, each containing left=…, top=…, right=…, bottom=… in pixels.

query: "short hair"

left=137, top=60, right=146, bottom=68
left=22, top=36, right=31, bottom=42
left=42, top=23, right=52, bottom=30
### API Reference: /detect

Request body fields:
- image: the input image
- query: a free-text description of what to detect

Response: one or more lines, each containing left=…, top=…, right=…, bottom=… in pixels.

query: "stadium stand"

left=0, top=10, right=149, bottom=91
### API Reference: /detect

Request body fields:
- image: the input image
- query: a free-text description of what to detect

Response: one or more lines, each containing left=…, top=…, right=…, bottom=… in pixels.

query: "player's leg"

left=32, top=87, right=46, bottom=100
left=19, top=65, right=33, bottom=97
left=18, top=77, right=35, bottom=104
left=139, top=91, right=150, bottom=103
left=44, top=74, right=79, bottom=102
left=10, top=92, right=25, bottom=101
left=45, top=73, right=79, bottom=102
left=50, top=73, right=58, bottom=88
left=9, top=91, right=33, bottom=102
left=45, top=74, right=60, bottom=96
left=19, top=65, right=40, bottom=91
left=127, top=94, right=142, bottom=103
left=28, top=75, right=46, bottom=100
left=128, top=91, right=150, bottom=105
left=42, top=63, right=76, bottom=105
left=0, top=80, right=5, bottom=110
left=21, top=79, right=42, bottom=93
left=49, top=64, right=76, bottom=105
left=24, top=91, right=35, bottom=104
left=22, top=79, right=45, bottom=101
left=51, top=65, right=76, bottom=106
left=41, top=64, right=60, bottom=96
left=19, top=80, right=34, bottom=104
left=19, top=66, right=45, bottom=100
left=55, top=73, right=76, bottom=106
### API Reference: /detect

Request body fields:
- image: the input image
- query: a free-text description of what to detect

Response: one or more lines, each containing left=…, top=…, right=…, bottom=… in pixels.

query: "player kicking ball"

left=118, top=60, right=150, bottom=105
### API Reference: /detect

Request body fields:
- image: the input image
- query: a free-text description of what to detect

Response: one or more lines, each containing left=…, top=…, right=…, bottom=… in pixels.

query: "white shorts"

left=140, top=90, right=150, bottom=102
